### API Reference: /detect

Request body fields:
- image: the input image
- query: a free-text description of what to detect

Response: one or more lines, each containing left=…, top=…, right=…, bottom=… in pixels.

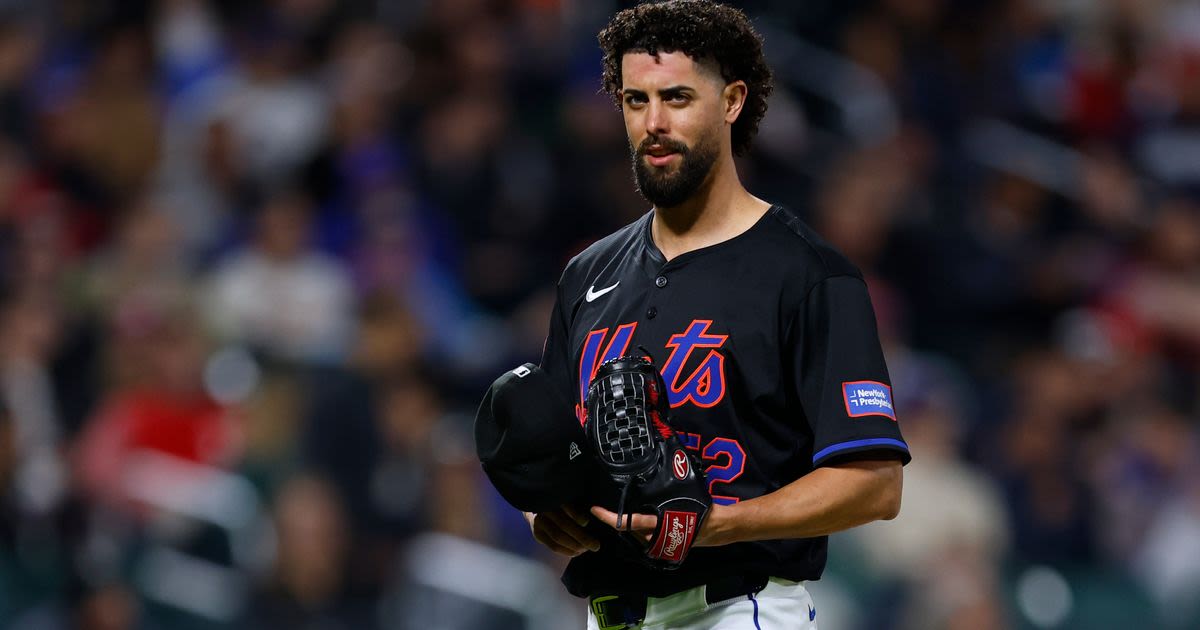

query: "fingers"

left=563, top=505, right=590, bottom=526
left=533, top=526, right=580, bottom=556
left=531, top=514, right=577, bottom=555
left=530, top=510, right=600, bottom=557
left=544, top=510, right=601, bottom=552
left=590, top=506, right=658, bottom=536
left=532, top=525, right=580, bottom=556
left=529, top=506, right=662, bottom=557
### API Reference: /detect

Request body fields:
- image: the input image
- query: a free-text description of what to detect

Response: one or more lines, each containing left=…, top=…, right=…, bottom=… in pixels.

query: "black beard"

left=631, top=133, right=718, bottom=208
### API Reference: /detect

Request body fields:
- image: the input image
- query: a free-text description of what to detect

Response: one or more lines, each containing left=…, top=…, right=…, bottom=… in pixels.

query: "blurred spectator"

left=1136, top=1, right=1200, bottom=187
left=373, top=373, right=486, bottom=542
left=206, top=191, right=355, bottom=364
left=215, top=13, right=328, bottom=193
left=351, top=290, right=425, bottom=376
left=77, top=198, right=190, bottom=319
left=244, top=473, right=374, bottom=630
left=299, top=291, right=419, bottom=531
left=1092, top=402, right=1200, bottom=625
left=0, top=290, right=68, bottom=518
left=75, top=291, right=240, bottom=515
left=300, top=291, right=493, bottom=595
left=153, top=0, right=238, bottom=260
left=992, top=349, right=1098, bottom=565
left=0, top=18, right=40, bottom=148
left=72, top=25, right=160, bottom=204
left=4, top=188, right=80, bottom=298
left=74, top=582, right=143, bottom=630
left=1134, top=479, right=1200, bottom=628
left=368, top=372, right=444, bottom=535
left=855, top=349, right=1010, bottom=630
left=7, top=579, right=154, bottom=630
left=155, top=0, right=228, bottom=101
left=1098, top=195, right=1200, bottom=362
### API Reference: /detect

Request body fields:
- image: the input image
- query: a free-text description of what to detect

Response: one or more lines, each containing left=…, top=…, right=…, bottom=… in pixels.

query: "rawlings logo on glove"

left=652, top=510, right=697, bottom=562
left=584, top=354, right=712, bottom=569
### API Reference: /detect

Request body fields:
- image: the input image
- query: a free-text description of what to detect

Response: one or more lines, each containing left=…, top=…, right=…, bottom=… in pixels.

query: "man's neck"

left=651, top=157, right=771, bottom=261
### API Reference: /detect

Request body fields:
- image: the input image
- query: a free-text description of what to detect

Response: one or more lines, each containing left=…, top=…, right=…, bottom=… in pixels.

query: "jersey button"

left=646, top=307, right=657, bottom=319
left=655, top=275, right=668, bottom=288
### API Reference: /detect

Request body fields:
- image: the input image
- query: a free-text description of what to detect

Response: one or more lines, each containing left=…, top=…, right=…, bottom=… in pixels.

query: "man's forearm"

left=697, top=459, right=903, bottom=547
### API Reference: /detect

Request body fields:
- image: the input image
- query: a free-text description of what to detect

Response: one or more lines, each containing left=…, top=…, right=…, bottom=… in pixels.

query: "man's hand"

left=526, top=507, right=602, bottom=557
left=589, top=505, right=657, bottom=543
left=590, top=504, right=731, bottom=547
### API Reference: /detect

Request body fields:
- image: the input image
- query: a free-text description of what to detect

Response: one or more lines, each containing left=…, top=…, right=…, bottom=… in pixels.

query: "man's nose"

left=644, top=100, right=668, bottom=135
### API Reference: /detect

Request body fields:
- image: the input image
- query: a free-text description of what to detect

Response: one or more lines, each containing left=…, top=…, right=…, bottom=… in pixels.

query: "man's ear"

left=723, top=80, right=748, bottom=124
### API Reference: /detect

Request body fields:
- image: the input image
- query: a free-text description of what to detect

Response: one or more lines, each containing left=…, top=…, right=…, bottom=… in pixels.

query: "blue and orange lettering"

left=662, top=320, right=728, bottom=408
left=576, top=323, right=637, bottom=424
left=702, top=438, right=745, bottom=505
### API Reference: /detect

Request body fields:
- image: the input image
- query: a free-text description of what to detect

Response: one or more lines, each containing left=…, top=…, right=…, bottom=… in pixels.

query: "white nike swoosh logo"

left=585, top=282, right=620, bottom=302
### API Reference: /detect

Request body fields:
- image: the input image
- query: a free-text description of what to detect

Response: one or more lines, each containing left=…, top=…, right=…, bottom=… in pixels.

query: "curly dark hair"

left=598, top=0, right=774, bottom=157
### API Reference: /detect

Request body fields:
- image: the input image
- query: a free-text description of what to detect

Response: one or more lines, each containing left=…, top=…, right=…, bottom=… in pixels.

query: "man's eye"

left=625, top=95, right=646, bottom=105
left=667, top=94, right=689, bottom=103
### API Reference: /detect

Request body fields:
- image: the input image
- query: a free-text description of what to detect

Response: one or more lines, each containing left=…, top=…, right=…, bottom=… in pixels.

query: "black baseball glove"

left=584, top=354, right=712, bottom=569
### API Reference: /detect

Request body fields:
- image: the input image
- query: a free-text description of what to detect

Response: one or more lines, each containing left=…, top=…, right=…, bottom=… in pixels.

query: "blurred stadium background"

left=0, top=0, right=1198, bottom=628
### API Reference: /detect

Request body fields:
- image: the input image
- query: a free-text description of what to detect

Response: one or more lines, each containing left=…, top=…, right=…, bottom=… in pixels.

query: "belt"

left=589, top=574, right=769, bottom=630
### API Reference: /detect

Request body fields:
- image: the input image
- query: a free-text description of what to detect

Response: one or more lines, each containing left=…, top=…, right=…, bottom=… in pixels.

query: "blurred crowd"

left=0, top=0, right=1198, bottom=629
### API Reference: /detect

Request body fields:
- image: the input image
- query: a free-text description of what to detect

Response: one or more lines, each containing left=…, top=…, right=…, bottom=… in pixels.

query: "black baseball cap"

left=474, top=363, right=609, bottom=512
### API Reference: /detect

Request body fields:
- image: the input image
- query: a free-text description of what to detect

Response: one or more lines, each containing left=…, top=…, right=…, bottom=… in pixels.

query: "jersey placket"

left=636, top=262, right=677, bottom=358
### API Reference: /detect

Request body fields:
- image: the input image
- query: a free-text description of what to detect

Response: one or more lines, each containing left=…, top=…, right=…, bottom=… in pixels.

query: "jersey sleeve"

left=539, top=277, right=576, bottom=406
left=794, top=275, right=911, bottom=467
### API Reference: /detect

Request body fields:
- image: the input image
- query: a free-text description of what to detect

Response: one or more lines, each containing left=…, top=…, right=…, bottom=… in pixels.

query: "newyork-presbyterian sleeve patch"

left=841, top=380, right=896, bottom=420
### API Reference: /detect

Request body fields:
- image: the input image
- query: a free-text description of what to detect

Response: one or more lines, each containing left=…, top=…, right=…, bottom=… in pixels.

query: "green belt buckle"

left=591, top=595, right=634, bottom=630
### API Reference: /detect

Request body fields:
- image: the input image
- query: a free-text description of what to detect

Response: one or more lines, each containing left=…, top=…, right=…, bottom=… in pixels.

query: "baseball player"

left=526, top=2, right=910, bottom=628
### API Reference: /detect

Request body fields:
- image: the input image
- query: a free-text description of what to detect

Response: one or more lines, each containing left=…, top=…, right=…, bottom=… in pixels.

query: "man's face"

left=620, top=51, right=727, bottom=208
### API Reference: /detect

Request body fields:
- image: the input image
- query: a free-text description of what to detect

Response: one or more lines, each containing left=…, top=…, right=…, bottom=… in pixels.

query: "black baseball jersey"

left=540, top=204, right=910, bottom=598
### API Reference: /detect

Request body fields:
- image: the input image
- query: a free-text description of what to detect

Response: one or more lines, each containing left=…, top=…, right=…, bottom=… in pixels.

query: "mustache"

left=636, top=136, right=689, bottom=156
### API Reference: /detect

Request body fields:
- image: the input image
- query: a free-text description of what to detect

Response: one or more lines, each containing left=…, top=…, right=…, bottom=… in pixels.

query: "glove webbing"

left=593, top=367, right=658, bottom=532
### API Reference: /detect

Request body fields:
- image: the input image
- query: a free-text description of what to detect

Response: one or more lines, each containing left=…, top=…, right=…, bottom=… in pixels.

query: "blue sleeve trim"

left=813, top=438, right=909, bottom=465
